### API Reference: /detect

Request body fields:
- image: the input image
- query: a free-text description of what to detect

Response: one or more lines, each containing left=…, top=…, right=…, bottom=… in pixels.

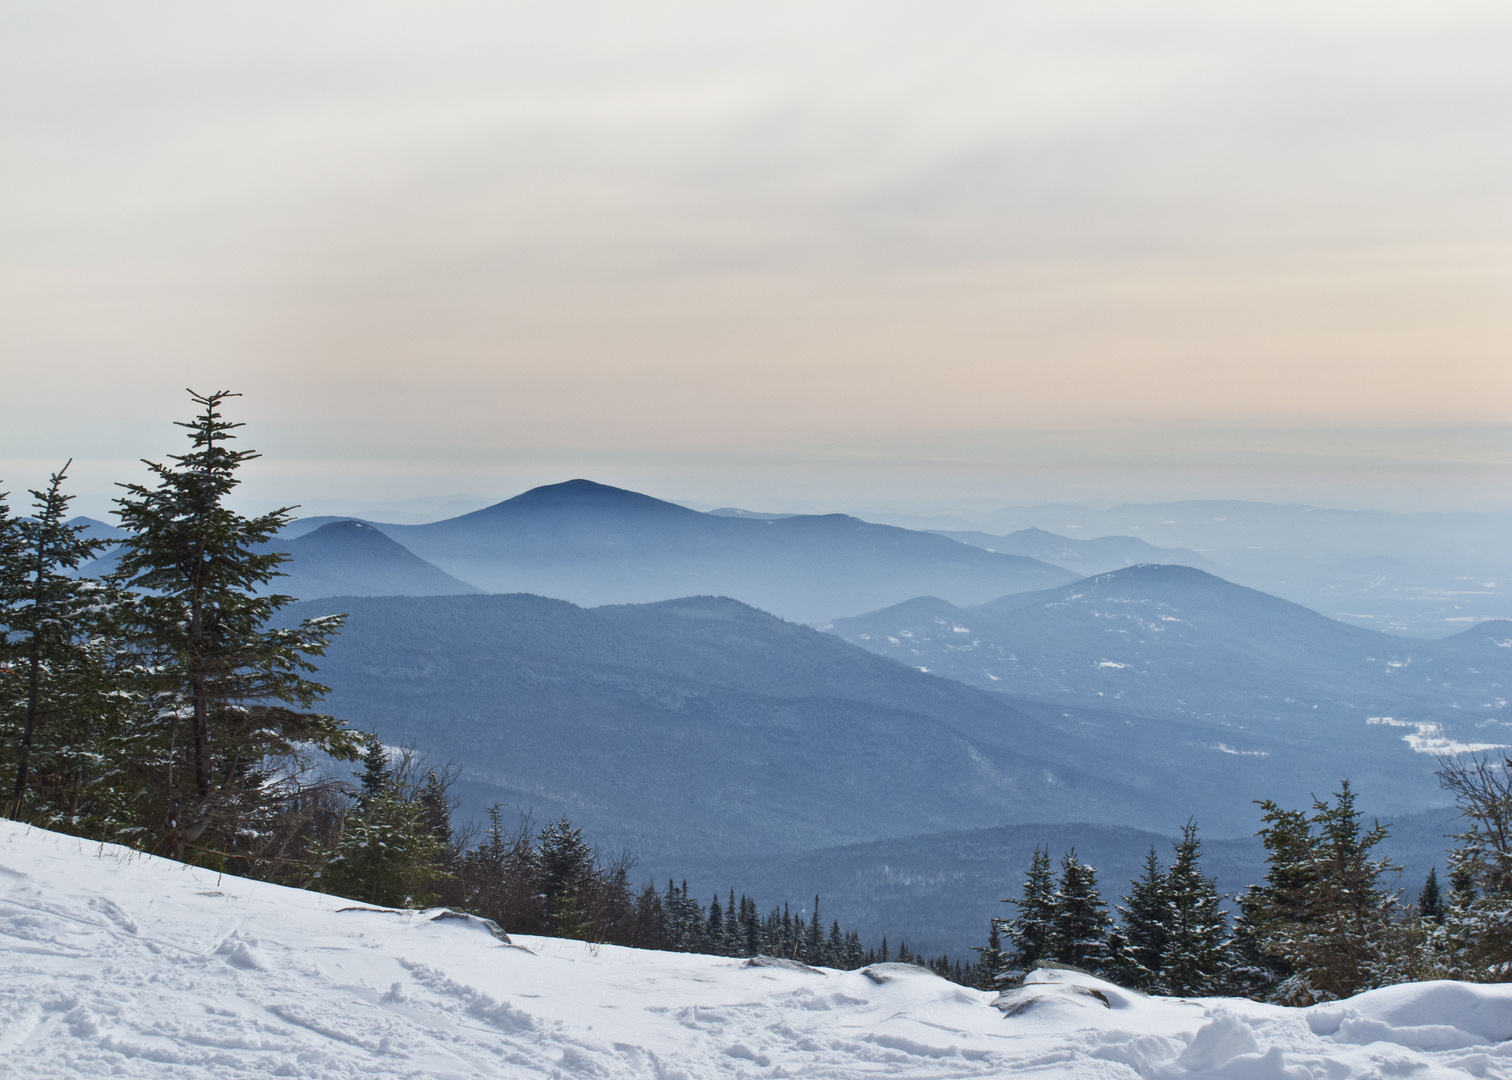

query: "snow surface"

left=3, top=821, right=1512, bottom=1079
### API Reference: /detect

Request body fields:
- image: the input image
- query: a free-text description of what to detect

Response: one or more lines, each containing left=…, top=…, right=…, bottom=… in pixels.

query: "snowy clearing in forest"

left=2, top=820, right=1511, bottom=1079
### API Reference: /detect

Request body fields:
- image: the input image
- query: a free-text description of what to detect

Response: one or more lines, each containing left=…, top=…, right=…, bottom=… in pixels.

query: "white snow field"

left=3, top=821, right=1511, bottom=1080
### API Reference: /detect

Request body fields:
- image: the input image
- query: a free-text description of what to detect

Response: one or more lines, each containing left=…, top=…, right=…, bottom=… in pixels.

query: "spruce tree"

left=416, top=769, right=455, bottom=853
left=1111, top=847, right=1170, bottom=991
left=1293, top=782, right=1399, bottom=1000
left=358, top=739, right=392, bottom=807
left=314, top=786, right=448, bottom=908
left=707, top=894, right=724, bottom=945
left=1230, top=801, right=1316, bottom=997
left=112, top=391, right=362, bottom=861
left=826, top=919, right=845, bottom=967
left=2, top=464, right=110, bottom=818
left=538, top=817, right=594, bottom=939
left=1237, top=783, right=1402, bottom=1003
left=1050, top=849, right=1114, bottom=973
left=1417, top=868, right=1444, bottom=926
left=1005, top=846, right=1056, bottom=971
left=1161, top=821, right=1231, bottom=996
left=805, top=895, right=823, bottom=964
left=974, top=919, right=1007, bottom=989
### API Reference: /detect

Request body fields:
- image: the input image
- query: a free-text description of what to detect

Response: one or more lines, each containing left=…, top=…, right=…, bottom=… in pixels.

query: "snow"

left=4, top=821, right=1512, bottom=1079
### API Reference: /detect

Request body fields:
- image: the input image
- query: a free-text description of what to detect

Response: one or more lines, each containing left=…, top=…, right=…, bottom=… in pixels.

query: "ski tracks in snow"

left=5, top=823, right=1512, bottom=1079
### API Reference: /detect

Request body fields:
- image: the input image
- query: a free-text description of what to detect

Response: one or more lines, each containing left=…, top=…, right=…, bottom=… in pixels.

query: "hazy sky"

left=3, top=1, right=1510, bottom=516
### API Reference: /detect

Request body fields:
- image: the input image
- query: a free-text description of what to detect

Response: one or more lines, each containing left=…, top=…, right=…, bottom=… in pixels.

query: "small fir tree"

left=358, top=739, right=392, bottom=808
left=974, top=920, right=1007, bottom=989
left=1050, top=849, right=1114, bottom=973
left=1418, top=868, right=1444, bottom=926
left=1161, top=821, right=1231, bottom=996
left=313, top=786, right=448, bottom=908
left=1005, top=846, right=1056, bottom=971
left=538, top=817, right=595, bottom=939
left=1111, top=847, right=1170, bottom=991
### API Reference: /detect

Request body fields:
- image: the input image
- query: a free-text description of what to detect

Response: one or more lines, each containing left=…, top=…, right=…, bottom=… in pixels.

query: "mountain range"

left=360, top=480, right=1079, bottom=622
left=280, top=585, right=1472, bottom=883
left=280, top=592, right=1176, bottom=866
left=830, top=564, right=1512, bottom=739
left=931, top=526, right=1218, bottom=577
left=68, top=517, right=478, bottom=599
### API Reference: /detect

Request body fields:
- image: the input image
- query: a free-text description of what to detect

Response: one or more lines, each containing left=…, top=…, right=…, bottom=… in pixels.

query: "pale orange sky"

left=2, top=1, right=1509, bottom=514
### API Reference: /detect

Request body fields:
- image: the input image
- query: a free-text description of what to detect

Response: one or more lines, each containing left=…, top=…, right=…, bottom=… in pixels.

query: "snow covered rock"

left=3, top=820, right=1511, bottom=1078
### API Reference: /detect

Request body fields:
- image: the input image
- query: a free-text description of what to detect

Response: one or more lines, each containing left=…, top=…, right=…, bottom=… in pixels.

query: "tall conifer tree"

left=1005, top=846, right=1056, bottom=971
left=1161, top=821, right=1231, bottom=996
left=1050, top=849, right=1114, bottom=972
left=2, top=464, right=110, bottom=818
left=113, top=390, right=361, bottom=861
left=1111, top=847, right=1171, bottom=990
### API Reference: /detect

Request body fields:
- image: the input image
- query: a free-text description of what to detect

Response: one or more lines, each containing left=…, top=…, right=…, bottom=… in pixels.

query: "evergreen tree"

left=1237, top=783, right=1402, bottom=1003
left=1418, top=868, right=1444, bottom=926
left=973, top=919, right=1007, bottom=989
left=313, top=785, right=448, bottom=908
left=804, top=895, right=823, bottom=964
left=1111, top=847, right=1170, bottom=991
left=742, top=896, right=762, bottom=957
left=417, top=770, right=454, bottom=852
left=538, top=817, right=594, bottom=939
left=112, top=390, right=361, bottom=861
left=1161, top=822, right=1231, bottom=996
left=358, top=739, right=392, bottom=808
left=1005, top=846, right=1056, bottom=971
left=1290, top=782, right=1399, bottom=1001
left=1, top=464, right=112, bottom=819
left=826, top=919, right=844, bottom=967
left=1230, top=801, right=1316, bottom=997
left=1050, top=849, right=1114, bottom=972
left=707, top=893, right=724, bottom=945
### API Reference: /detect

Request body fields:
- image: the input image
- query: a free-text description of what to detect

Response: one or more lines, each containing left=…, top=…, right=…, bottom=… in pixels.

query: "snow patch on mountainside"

left=3, top=820, right=1511, bottom=1078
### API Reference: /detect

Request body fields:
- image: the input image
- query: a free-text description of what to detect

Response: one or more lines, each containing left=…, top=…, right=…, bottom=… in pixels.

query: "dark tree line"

left=326, top=746, right=974, bottom=974
left=978, top=772, right=1512, bottom=1001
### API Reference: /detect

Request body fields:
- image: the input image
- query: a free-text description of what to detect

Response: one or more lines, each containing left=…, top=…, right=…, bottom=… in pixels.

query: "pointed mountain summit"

left=273, top=521, right=481, bottom=598
left=374, top=480, right=1077, bottom=622
left=464, top=478, right=700, bottom=520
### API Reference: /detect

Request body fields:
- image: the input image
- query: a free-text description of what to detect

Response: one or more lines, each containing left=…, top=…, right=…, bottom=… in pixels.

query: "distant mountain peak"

left=476, top=479, right=699, bottom=518
left=1005, top=526, right=1069, bottom=542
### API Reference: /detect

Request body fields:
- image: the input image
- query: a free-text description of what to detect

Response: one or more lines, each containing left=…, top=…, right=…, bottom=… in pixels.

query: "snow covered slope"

left=3, top=820, right=1511, bottom=1079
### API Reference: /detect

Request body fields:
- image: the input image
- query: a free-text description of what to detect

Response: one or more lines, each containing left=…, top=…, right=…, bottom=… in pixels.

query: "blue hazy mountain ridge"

left=278, top=592, right=1191, bottom=865
left=932, top=525, right=1219, bottom=576
left=65, top=516, right=480, bottom=600
left=277, top=588, right=1465, bottom=875
left=830, top=565, right=1512, bottom=766
left=291, top=480, right=1079, bottom=623
left=884, top=500, right=1512, bottom=639
left=272, top=521, right=481, bottom=597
